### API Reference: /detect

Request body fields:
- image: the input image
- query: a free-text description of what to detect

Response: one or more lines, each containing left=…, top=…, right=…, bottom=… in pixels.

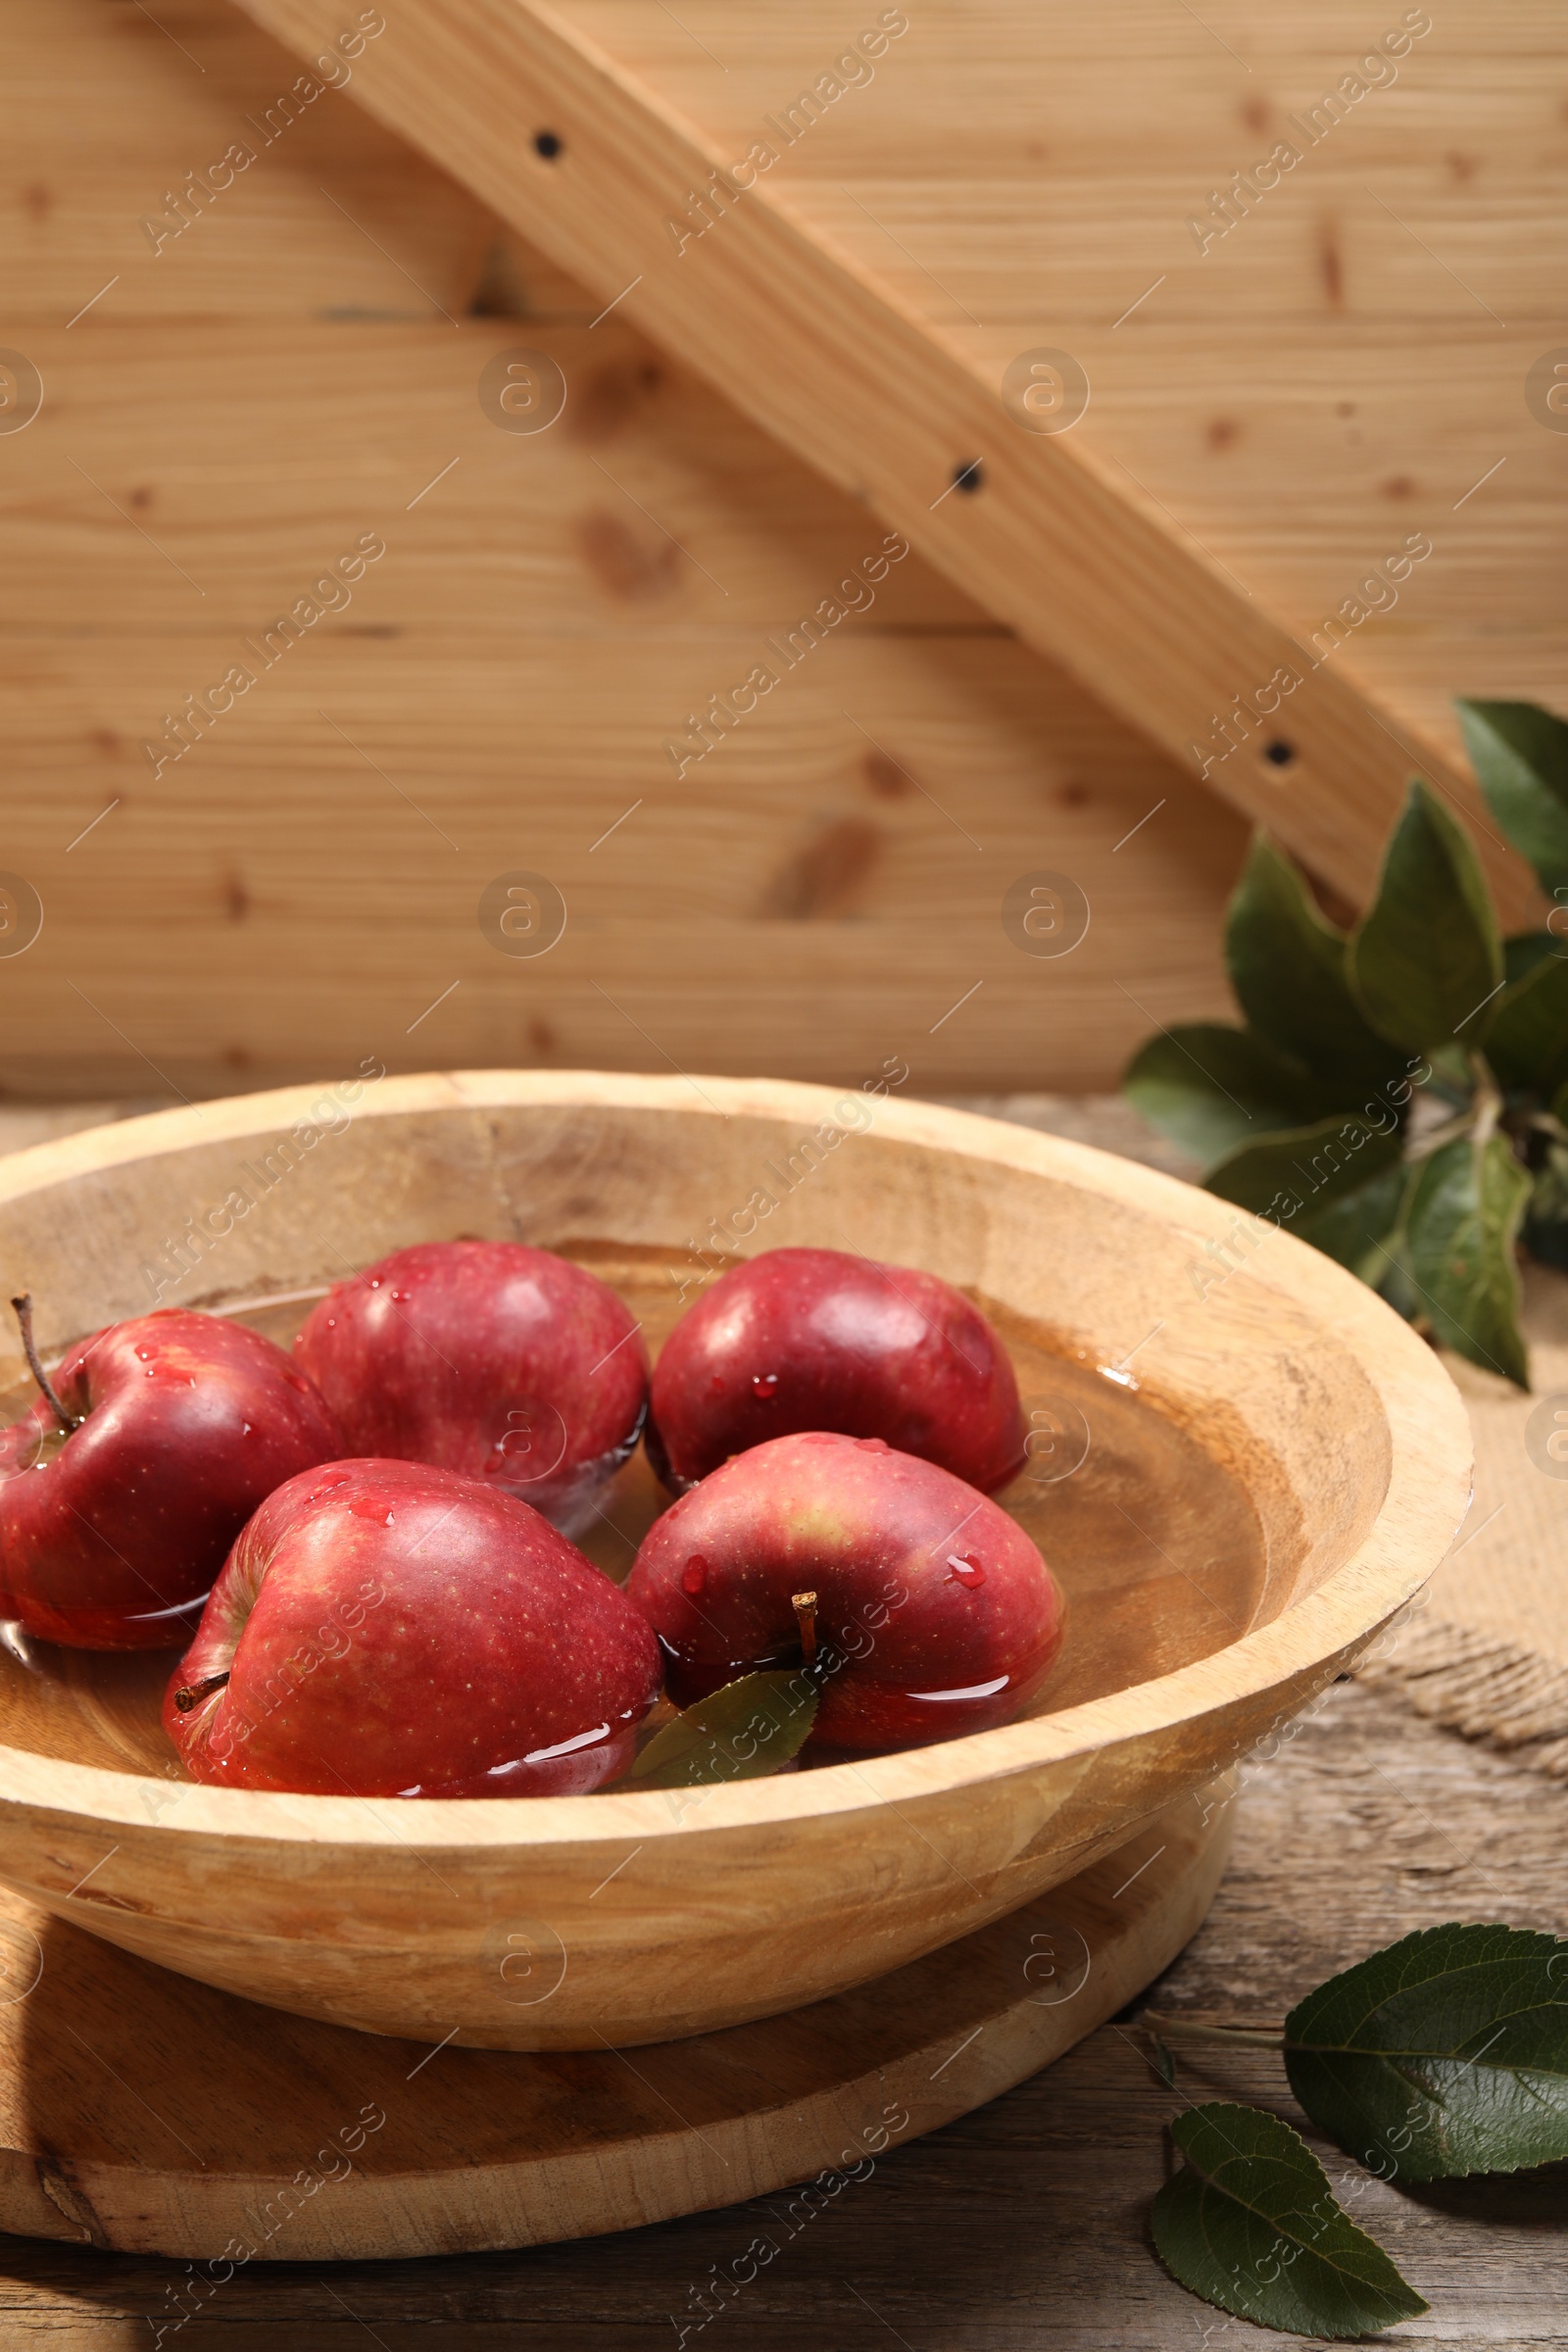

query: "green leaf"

left=1457, top=699, right=1568, bottom=898
left=1350, top=780, right=1502, bottom=1052
left=1505, top=930, right=1557, bottom=986
left=1226, top=834, right=1396, bottom=1093
left=1294, top=1159, right=1411, bottom=1281
left=1486, top=947, right=1568, bottom=1097
left=1123, top=1026, right=1330, bottom=1165
left=1286, top=1924, right=1568, bottom=2181
left=1371, top=1152, right=1431, bottom=1322
left=1151, top=2102, right=1428, bottom=2338
left=1525, top=1143, right=1568, bottom=1270
left=1203, top=1115, right=1406, bottom=1272
left=618, top=1670, right=817, bottom=1788
left=1398, top=1132, right=1530, bottom=1386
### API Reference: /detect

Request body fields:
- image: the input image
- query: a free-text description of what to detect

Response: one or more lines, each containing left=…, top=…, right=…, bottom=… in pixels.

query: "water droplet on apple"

left=134, top=1347, right=153, bottom=1361
left=947, top=1552, right=986, bottom=1589
left=682, top=1555, right=708, bottom=1595
left=350, top=1495, right=394, bottom=1525
left=751, top=1372, right=780, bottom=1399
left=390, top=1288, right=410, bottom=1302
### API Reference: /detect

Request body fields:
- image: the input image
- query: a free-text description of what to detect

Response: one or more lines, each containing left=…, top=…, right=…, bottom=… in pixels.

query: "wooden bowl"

left=0, top=1074, right=1469, bottom=2051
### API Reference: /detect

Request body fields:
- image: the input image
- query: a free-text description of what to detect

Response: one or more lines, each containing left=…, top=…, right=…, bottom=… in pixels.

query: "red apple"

left=164, top=1457, right=662, bottom=1796
left=0, top=1301, right=344, bottom=1649
left=626, top=1430, right=1064, bottom=1751
left=647, top=1246, right=1027, bottom=1494
left=293, top=1242, right=648, bottom=1539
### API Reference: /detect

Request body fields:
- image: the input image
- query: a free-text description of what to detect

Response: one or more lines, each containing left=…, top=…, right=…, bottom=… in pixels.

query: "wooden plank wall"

left=0, top=0, right=1246, bottom=1101
left=554, top=0, right=1566, bottom=760
left=229, top=0, right=1559, bottom=930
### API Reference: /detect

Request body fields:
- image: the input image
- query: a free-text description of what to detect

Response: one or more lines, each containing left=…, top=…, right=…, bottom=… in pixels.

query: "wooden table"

left=0, top=1676, right=1560, bottom=2348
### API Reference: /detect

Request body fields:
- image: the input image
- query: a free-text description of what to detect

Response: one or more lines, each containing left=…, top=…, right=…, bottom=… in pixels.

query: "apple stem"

left=792, top=1590, right=819, bottom=1666
left=173, top=1671, right=230, bottom=1714
left=10, top=1295, right=78, bottom=1434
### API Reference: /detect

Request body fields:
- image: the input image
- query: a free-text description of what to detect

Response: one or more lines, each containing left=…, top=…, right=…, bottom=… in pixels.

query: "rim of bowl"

left=0, top=1071, right=1473, bottom=1853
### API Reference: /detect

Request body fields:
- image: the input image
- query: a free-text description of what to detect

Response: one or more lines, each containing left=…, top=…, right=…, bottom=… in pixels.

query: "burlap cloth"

left=3, top=1094, right=1560, bottom=1771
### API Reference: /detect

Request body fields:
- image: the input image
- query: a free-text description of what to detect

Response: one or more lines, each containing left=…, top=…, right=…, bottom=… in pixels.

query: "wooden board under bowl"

left=0, top=1072, right=1470, bottom=2051
left=0, top=1785, right=1229, bottom=2262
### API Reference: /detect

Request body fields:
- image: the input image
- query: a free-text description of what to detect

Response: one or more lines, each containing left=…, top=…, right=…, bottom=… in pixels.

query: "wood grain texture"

left=0, top=0, right=1254, bottom=1097
left=0, top=1788, right=1230, bottom=2260
left=0, top=1681, right=1555, bottom=2341
left=0, top=629, right=1242, bottom=1099
left=0, top=1076, right=1470, bottom=2048
left=226, top=0, right=1548, bottom=918
left=0, top=318, right=991, bottom=635
left=553, top=0, right=1568, bottom=789
left=6, top=0, right=1558, bottom=1081
left=1, top=0, right=492, bottom=319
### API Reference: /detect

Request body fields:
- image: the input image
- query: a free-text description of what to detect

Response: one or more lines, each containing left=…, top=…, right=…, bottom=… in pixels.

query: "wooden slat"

left=554, top=0, right=1568, bottom=819
left=0, top=320, right=990, bottom=637
left=227, top=0, right=1545, bottom=921
left=0, top=634, right=1241, bottom=1098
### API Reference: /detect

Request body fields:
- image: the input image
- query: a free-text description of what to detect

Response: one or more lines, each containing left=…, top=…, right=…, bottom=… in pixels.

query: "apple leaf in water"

left=1284, top=1923, right=1568, bottom=2180
left=620, top=1669, right=817, bottom=1788
left=1151, top=2102, right=1427, bottom=2338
